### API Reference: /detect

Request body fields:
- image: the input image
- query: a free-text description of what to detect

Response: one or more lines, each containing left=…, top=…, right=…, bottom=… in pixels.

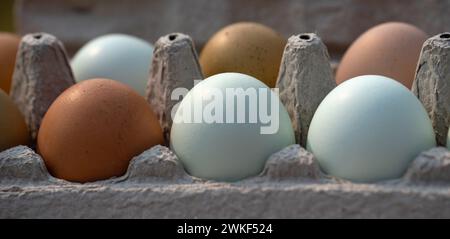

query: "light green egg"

left=307, top=75, right=436, bottom=183
left=170, top=73, right=295, bottom=181
left=71, top=34, right=153, bottom=96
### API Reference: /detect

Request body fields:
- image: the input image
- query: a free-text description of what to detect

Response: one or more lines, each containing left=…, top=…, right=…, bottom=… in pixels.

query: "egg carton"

left=1, top=143, right=450, bottom=219
left=1, top=29, right=450, bottom=218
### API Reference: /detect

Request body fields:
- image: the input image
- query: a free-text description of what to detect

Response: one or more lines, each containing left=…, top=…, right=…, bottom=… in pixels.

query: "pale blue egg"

left=170, top=73, right=295, bottom=181
left=71, top=34, right=153, bottom=96
left=307, top=75, right=436, bottom=182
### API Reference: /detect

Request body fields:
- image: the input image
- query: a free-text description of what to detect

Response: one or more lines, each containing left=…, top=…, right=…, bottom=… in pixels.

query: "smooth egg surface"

left=37, top=78, right=164, bottom=182
left=170, top=72, right=295, bottom=181
left=0, top=32, right=20, bottom=93
left=71, top=34, right=153, bottom=96
left=0, top=89, right=29, bottom=152
left=200, top=22, right=286, bottom=88
left=336, top=22, right=427, bottom=89
left=307, top=75, right=435, bottom=182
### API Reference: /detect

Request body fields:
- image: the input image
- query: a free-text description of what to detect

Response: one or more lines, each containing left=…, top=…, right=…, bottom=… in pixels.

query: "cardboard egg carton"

left=1, top=144, right=450, bottom=218
left=1, top=30, right=450, bottom=218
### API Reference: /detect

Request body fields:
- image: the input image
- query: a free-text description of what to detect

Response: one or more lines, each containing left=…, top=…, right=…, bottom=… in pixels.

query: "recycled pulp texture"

left=412, top=33, right=450, bottom=146
left=1, top=145, right=450, bottom=218
left=10, top=33, right=75, bottom=141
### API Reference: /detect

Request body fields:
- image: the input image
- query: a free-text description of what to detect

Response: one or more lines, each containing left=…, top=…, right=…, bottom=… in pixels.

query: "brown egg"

left=0, top=32, right=20, bottom=93
left=0, top=89, right=29, bottom=151
left=37, top=78, right=164, bottom=182
left=336, top=22, right=427, bottom=88
left=200, top=22, right=286, bottom=87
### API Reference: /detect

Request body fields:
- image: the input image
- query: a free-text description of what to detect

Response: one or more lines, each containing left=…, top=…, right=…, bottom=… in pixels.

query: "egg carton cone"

left=146, top=33, right=203, bottom=144
left=276, top=33, right=336, bottom=146
left=9, top=33, right=76, bottom=142
left=2, top=32, right=450, bottom=218
left=413, top=33, right=450, bottom=146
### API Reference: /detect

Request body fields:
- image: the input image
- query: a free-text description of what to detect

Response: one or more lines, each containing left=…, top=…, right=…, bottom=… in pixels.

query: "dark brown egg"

left=37, top=78, right=164, bottom=182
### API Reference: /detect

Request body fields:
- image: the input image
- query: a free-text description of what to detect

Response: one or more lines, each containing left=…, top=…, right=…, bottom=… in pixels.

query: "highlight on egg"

left=170, top=72, right=295, bottom=182
left=0, top=89, right=29, bottom=152
left=199, top=22, right=286, bottom=88
left=0, top=32, right=20, bottom=93
left=307, top=75, right=436, bottom=183
left=71, top=34, right=154, bottom=96
left=336, top=22, right=427, bottom=89
left=37, top=78, right=164, bottom=183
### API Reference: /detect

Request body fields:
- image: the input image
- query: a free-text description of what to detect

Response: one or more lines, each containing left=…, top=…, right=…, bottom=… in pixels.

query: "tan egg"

left=37, top=78, right=164, bottom=183
left=0, top=89, right=29, bottom=152
left=336, top=22, right=427, bottom=88
left=200, top=22, right=286, bottom=87
left=0, top=32, right=20, bottom=93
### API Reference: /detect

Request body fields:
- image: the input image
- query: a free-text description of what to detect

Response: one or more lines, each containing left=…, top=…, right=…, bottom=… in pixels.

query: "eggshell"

left=336, top=22, right=427, bottom=88
left=37, top=78, right=164, bottom=182
left=0, top=32, right=20, bottom=93
left=71, top=34, right=153, bottom=96
left=307, top=75, right=435, bottom=182
left=170, top=73, right=295, bottom=181
left=0, top=89, right=29, bottom=152
left=199, top=22, right=286, bottom=88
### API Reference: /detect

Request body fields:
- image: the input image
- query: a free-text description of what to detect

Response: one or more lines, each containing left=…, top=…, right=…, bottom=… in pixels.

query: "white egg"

left=170, top=73, right=295, bottom=181
left=71, top=34, right=153, bottom=96
left=307, top=75, right=436, bottom=182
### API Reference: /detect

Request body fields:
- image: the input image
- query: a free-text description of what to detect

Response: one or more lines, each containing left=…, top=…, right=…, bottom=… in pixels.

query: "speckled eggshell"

left=0, top=89, right=29, bottom=152
left=336, top=22, right=427, bottom=89
left=199, top=22, right=286, bottom=88
left=37, top=79, right=164, bottom=183
left=307, top=75, right=436, bottom=183
left=170, top=73, right=295, bottom=182
left=0, top=32, right=20, bottom=93
left=71, top=34, right=153, bottom=96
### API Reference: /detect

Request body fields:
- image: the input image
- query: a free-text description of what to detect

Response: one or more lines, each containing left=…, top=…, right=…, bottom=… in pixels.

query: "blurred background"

left=0, top=0, right=14, bottom=32
left=1, top=0, right=449, bottom=59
